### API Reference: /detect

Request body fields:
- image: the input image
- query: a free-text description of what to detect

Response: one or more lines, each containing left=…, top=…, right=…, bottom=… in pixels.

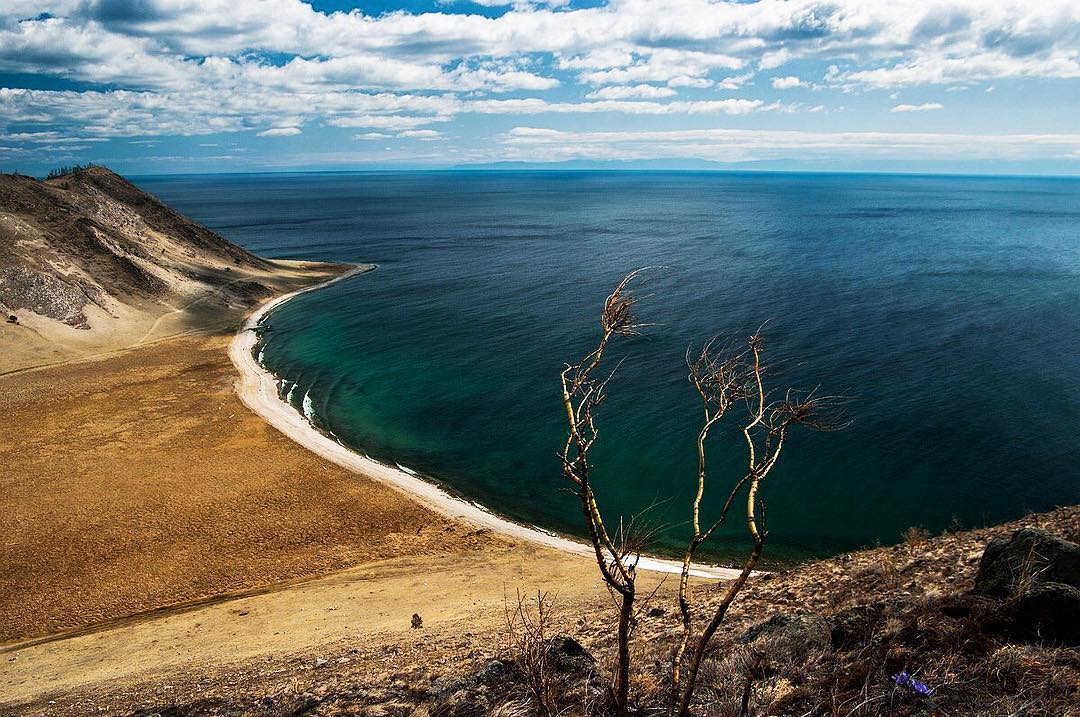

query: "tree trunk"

left=612, top=589, right=635, bottom=716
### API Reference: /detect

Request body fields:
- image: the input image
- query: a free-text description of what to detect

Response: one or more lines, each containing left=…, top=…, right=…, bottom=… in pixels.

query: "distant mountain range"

left=451, top=158, right=1080, bottom=176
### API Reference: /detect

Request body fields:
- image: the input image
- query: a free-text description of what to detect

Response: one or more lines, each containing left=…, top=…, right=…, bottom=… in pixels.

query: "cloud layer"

left=1, top=0, right=1079, bottom=168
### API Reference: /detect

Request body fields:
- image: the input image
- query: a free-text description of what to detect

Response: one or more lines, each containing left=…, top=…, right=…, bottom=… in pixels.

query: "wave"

left=301, top=389, right=316, bottom=422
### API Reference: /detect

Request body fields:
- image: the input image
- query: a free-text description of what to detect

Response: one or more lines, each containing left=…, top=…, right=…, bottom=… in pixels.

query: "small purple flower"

left=892, top=671, right=933, bottom=697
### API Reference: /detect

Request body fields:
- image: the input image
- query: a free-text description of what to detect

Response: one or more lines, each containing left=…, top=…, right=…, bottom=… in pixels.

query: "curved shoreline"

left=229, top=266, right=740, bottom=580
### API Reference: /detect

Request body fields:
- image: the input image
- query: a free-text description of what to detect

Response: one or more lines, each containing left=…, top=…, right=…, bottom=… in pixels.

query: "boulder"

left=974, top=528, right=1080, bottom=598
left=430, top=686, right=492, bottom=717
left=431, top=676, right=473, bottom=704
left=473, top=658, right=512, bottom=687
left=543, top=635, right=596, bottom=676
left=1007, top=582, right=1080, bottom=647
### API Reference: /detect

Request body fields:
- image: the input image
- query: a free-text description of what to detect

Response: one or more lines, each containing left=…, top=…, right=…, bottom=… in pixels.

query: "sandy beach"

left=0, top=262, right=494, bottom=639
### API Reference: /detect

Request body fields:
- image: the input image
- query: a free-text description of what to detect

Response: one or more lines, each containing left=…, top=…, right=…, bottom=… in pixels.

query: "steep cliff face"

left=0, top=167, right=326, bottom=372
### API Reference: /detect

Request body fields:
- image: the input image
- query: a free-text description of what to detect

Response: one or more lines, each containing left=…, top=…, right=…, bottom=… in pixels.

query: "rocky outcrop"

left=974, top=527, right=1080, bottom=646
left=543, top=635, right=596, bottom=676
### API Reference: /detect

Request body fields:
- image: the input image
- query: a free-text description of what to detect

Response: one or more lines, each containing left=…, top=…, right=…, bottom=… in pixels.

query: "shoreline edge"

left=229, top=264, right=740, bottom=580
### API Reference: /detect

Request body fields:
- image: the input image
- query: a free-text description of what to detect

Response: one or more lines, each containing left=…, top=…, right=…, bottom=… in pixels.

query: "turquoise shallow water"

left=140, top=171, right=1080, bottom=563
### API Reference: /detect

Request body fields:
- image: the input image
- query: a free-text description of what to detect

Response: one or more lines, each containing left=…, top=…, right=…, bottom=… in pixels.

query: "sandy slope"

left=1, top=542, right=625, bottom=707
left=0, top=168, right=286, bottom=374
left=0, top=263, right=479, bottom=643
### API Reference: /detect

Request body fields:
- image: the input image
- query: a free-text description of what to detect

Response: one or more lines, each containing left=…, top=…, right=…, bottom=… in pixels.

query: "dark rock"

left=544, top=635, right=596, bottom=675
left=431, top=675, right=473, bottom=704
left=411, top=613, right=423, bottom=629
left=1007, top=582, right=1080, bottom=646
left=6, top=315, right=16, bottom=324
left=974, top=528, right=1080, bottom=598
left=738, top=612, right=832, bottom=664
left=474, top=658, right=511, bottom=687
left=646, top=606, right=665, bottom=618
left=827, top=604, right=886, bottom=650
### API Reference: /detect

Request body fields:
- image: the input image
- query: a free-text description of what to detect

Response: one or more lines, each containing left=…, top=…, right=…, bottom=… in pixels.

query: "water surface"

left=140, top=171, right=1080, bottom=562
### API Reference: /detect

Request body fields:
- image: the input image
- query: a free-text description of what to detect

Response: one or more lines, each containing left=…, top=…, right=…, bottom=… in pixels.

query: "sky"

left=1, top=0, right=1079, bottom=175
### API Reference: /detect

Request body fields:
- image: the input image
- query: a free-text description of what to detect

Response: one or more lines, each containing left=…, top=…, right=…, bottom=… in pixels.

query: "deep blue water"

left=139, top=171, right=1080, bottom=563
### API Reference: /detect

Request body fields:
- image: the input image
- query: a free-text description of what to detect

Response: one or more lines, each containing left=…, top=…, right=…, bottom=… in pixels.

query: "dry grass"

left=8, top=507, right=1078, bottom=717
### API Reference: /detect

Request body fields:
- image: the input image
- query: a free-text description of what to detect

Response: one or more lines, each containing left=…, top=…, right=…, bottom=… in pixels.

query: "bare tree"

left=671, top=334, right=843, bottom=717
left=504, top=590, right=560, bottom=717
left=559, top=269, right=650, bottom=716
left=560, top=270, right=843, bottom=717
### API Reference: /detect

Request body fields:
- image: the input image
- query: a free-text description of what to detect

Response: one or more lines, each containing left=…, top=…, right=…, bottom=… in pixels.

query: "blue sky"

left=1, top=0, right=1079, bottom=175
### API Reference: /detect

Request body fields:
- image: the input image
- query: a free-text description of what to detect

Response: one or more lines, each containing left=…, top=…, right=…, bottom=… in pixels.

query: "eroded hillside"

left=0, top=167, right=285, bottom=371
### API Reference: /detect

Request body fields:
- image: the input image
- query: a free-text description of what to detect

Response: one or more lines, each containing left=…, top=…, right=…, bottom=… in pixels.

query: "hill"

left=0, top=167, right=297, bottom=371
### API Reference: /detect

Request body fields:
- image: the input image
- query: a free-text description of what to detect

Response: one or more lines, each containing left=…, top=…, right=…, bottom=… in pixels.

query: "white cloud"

left=327, top=114, right=451, bottom=130
left=890, top=103, right=944, bottom=113
left=585, top=84, right=677, bottom=100
left=771, top=76, right=804, bottom=90
left=256, top=126, right=301, bottom=136
left=759, top=49, right=791, bottom=71
left=716, top=73, right=753, bottom=90
left=668, top=75, right=715, bottom=89
left=499, top=126, right=1080, bottom=164
left=398, top=129, right=443, bottom=140
left=465, top=97, right=776, bottom=116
